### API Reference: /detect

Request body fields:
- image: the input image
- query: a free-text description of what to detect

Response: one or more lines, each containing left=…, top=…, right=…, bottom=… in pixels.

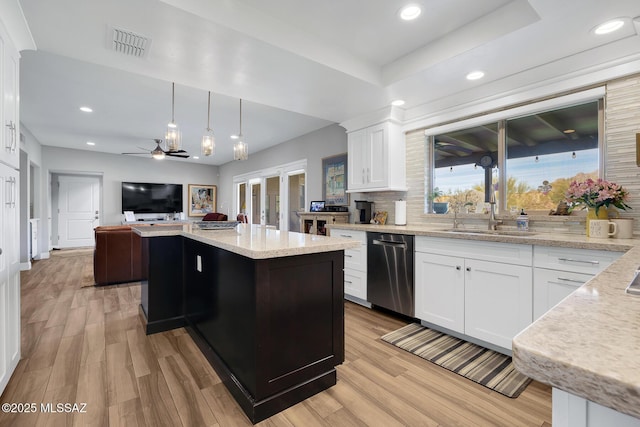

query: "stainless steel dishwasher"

left=367, top=232, right=414, bottom=317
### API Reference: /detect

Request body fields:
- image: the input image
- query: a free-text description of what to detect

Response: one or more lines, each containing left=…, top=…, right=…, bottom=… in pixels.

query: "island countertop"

left=512, top=244, right=640, bottom=419
left=132, top=223, right=359, bottom=259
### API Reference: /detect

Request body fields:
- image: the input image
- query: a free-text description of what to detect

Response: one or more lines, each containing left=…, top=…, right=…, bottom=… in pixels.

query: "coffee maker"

left=355, top=200, right=374, bottom=224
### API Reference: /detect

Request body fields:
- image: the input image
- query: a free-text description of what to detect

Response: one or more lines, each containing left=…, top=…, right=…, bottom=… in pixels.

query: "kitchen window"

left=427, top=95, right=602, bottom=214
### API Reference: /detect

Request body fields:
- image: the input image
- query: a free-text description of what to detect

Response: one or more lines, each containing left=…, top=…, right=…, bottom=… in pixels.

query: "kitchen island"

left=133, top=223, right=359, bottom=424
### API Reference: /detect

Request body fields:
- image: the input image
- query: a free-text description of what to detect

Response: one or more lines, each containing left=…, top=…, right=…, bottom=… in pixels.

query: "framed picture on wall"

left=322, top=153, right=348, bottom=205
left=188, top=184, right=217, bottom=216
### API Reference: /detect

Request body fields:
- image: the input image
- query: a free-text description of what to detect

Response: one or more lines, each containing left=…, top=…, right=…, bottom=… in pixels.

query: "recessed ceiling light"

left=563, top=129, right=576, bottom=134
left=231, top=134, right=239, bottom=140
left=79, top=106, right=93, bottom=113
left=594, top=19, right=624, bottom=35
left=86, top=141, right=95, bottom=146
left=193, top=156, right=200, bottom=159
left=391, top=99, right=405, bottom=106
left=399, top=5, right=421, bottom=21
left=466, top=71, right=485, bottom=81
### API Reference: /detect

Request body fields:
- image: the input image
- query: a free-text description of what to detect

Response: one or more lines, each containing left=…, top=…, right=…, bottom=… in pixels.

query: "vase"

left=586, top=207, right=608, bottom=236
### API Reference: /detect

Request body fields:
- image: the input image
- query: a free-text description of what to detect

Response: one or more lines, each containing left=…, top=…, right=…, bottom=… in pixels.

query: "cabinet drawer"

left=344, top=246, right=366, bottom=271
left=344, top=268, right=366, bottom=300
left=331, top=229, right=367, bottom=244
left=533, top=246, right=622, bottom=274
left=533, top=268, right=593, bottom=320
left=415, top=236, right=532, bottom=266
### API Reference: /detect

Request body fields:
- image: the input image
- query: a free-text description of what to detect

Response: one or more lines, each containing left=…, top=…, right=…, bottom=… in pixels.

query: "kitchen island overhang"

left=134, top=224, right=359, bottom=424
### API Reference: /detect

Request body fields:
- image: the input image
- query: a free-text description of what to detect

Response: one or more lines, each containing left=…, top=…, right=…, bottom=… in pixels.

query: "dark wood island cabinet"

left=135, top=224, right=358, bottom=423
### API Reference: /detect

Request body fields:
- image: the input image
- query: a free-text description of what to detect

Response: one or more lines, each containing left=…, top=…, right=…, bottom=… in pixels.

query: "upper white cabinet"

left=347, top=121, right=407, bottom=192
left=0, top=24, right=19, bottom=169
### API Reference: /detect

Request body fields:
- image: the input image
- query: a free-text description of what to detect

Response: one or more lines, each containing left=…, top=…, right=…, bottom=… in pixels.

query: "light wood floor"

left=0, top=249, right=551, bottom=426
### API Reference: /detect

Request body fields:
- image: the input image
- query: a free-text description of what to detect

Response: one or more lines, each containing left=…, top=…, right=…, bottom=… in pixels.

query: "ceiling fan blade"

left=121, top=152, right=149, bottom=155
left=166, top=152, right=190, bottom=158
left=165, top=149, right=188, bottom=154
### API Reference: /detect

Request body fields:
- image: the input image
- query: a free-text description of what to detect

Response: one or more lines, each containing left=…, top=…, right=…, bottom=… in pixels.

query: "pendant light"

left=201, top=91, right=215, bottom=156
left=233, top=98, right=248, bottom=161
left=165, top=82, right=181, bottom=152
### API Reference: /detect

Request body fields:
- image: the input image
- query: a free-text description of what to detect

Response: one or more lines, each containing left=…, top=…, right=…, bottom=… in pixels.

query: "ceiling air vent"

left=110, top=27, right=150, bottom=58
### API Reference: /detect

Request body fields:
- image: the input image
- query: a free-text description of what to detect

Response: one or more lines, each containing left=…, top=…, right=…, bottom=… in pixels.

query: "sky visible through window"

left=434, top=149, right=598, bottom=194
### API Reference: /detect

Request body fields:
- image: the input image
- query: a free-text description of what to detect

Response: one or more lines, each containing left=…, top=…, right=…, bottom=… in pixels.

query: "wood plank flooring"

left=0, top=249, right=551, bottom=426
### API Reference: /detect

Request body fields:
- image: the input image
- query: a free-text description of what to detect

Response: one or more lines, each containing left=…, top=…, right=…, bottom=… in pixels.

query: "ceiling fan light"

left=152, top=150, right=165, bottom=160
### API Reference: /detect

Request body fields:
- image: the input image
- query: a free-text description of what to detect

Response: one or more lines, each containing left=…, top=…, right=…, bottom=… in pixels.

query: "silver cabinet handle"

left=340, top=234, right=353, bottom=238
left=456, top=266, right=461, bottom=270
left=557, top=277, right=587, bottom=284
left=5, top=122, right=12, bottom=151
left=344, top=254, right=353, bottom=258
left=466, top=267, right=471, bottom=272
left=344, top=280, right=352, bottom=284
left=558, top=257, right=599, bottom=265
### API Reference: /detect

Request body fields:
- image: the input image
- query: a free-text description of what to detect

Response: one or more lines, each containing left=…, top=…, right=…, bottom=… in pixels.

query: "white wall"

left=19, top=125, right=43, bottom=265
left=217, top=124, right=347, bottom=210
left=41, top=146, right=218, bottom=249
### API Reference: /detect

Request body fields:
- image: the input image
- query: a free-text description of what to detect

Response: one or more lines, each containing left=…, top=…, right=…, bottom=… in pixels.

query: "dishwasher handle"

left=372, top=239, right=407, bottom=249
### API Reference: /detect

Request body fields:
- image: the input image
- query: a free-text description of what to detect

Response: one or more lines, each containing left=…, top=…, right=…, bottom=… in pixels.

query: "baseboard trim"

left=20, top=262, right=32, bottom=271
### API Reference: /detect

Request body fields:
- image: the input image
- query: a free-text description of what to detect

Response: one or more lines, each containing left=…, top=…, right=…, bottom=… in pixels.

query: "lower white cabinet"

left=464, top=259, right=532, bottom=349
left=331, top=228, right=367, bottom=301
left=0, top=164, right=20, bottom=395
left=415, top=236, right=533, bottom=351
left=415, top=252, right=464, bottom=333
left=533, top=268, right=593, bottom=320
left=532, top=246, right=622, bottom=321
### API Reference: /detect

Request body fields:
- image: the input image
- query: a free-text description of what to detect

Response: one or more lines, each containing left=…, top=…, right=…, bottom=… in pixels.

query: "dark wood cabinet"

left=142, top=234, right=345, bottom=423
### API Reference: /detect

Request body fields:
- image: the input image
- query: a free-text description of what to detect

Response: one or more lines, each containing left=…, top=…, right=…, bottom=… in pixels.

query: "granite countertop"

left=327, top=223, right=636, bottom=252
left=132, top=223, right=359, bottom=259
left=513, top=245, right=640, bottom=419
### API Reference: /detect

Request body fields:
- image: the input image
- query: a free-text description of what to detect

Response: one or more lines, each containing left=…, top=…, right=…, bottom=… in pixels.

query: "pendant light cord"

left=239, top=99, right=243, bottom=137
left=171, top=82, right=175, bottom=123
left=207, top=91, right=211, bottom=131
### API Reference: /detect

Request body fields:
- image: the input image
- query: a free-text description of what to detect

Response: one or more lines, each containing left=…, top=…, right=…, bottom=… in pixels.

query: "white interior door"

left=57, top=175, right=100, bottom=248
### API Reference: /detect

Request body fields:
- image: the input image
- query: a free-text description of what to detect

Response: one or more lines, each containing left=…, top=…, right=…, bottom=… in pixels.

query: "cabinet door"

left=533, top=268, right=592, bottom=321
left=367, top=123, right=387, bottom=188
left=415, top=252, right=464, bottom=334
left=1, top=35, right=19, bottom=169
left=464, top=259, right=532, bottom=350
left=0, top=166, right=19, bottom=394
left=347, top=129, right=367, bottom=190
left=344, top=268, right=366, bottom=300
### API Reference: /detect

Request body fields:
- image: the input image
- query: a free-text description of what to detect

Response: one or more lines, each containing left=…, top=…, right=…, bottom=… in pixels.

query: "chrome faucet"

left=488, top=190, right=502, bottom=230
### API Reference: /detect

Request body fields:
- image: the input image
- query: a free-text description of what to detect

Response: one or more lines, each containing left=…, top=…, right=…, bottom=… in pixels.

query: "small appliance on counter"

left=355, top=200, right=374, bottom=224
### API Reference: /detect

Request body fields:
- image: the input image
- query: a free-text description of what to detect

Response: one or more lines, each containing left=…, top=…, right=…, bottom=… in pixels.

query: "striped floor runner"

left=381, top=323, right=531, bottom=398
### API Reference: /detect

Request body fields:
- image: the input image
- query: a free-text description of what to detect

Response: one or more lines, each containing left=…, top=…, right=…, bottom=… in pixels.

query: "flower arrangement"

left=565, top=179, right=631, bottom=214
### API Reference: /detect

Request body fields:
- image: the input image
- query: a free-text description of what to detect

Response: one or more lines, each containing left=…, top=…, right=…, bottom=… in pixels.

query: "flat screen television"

left=121, top=182, right=183, bottom=213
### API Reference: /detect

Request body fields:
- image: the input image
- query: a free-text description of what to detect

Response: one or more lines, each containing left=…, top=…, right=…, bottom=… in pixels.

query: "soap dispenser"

left=516, top=209, right=529, bottom=231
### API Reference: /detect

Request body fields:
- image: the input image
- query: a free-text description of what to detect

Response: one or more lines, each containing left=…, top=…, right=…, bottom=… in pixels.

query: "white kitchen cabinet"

left=331, top=228, right=368, bottom=302
left=464, top=259, right=532, bottom=349
left=0, top=164, right=20, bottom=395
left=533, top=268, right=593, bottom=320
left=415, top=252, right=464, bottom=333
left=0, top=26, right=20, bottom=169
left=415, top=236, right=533, bottom=351
left=347, top=122, right=406, bottom=192
left=532, top=246, right=622, bottom=321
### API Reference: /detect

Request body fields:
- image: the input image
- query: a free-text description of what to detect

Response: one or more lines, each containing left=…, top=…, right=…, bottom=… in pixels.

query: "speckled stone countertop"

left=513, top=245, right=640, bottom=419
left=327, top=223, right=636, bottom=252
left=132, top=223, right=359, bottom=259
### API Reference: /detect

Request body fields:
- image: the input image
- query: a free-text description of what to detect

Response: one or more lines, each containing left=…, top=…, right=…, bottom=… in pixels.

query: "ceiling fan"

left=122, top=139, right=190, bottom=159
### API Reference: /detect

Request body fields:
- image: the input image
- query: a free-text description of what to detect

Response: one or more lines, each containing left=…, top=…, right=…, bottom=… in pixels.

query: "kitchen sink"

left=443, top=229, right=536, bottom=236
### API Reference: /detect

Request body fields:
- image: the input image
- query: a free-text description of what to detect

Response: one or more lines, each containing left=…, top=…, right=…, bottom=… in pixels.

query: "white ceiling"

left=17, top=0, right=640, bottom=165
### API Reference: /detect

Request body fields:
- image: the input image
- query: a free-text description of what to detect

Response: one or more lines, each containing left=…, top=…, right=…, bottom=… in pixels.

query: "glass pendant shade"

left=201, top=91, right=215, bottom=156
left=233, top=98, right=248, bottom=161
left=165, top=82, right=181, bottom=152
left=202, top=132, right=215, bottom=156
left=165, top=124, right=181, bottom=151
left=233, top=136, right=248, bottom=161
